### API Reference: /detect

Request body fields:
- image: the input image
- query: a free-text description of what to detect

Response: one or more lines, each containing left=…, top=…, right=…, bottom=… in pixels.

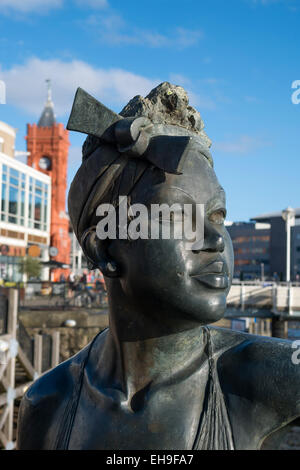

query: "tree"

left=18, top=256, right=42, bottom=280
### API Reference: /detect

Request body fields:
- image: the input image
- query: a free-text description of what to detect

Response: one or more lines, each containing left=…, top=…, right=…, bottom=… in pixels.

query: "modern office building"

left=226, top=221, right=271, bottom=280
left=0, top=121, right=51, bottom=282
left=252, top=208, right=300, bottom=281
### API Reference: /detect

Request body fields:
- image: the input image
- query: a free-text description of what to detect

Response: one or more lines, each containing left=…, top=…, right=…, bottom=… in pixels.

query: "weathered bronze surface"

left=17, top=83, right=300, bottom=450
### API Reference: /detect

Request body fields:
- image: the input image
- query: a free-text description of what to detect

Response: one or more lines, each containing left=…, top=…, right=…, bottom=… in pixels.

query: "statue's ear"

left=81, top=227, right=121, bottom=278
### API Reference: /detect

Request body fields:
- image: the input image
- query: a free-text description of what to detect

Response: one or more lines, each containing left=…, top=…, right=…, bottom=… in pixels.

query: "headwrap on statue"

left=67, top=82, right=213, bottom=249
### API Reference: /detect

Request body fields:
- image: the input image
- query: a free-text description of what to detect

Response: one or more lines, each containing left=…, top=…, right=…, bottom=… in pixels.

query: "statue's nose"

left=193, top=223, right=225, bottom=253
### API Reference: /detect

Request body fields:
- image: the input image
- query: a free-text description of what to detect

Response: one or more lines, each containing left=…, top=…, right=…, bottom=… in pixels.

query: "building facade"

left=0, top=121, right=15, bottom=158
left=26, top=85, right=71, bottom=280
left=0, top=122, right=51, bottom=282
left=252, top=208, right=300, bottom=281
left=226, top=221, right=271, bottom=280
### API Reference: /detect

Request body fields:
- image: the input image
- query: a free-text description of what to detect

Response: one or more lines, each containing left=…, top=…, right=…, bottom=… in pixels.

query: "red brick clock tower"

left=26, top=80, right=71, bottom=280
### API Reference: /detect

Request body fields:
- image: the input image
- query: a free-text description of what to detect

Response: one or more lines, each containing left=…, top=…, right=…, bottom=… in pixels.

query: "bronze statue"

left=17, top=83, right=300, bottom=450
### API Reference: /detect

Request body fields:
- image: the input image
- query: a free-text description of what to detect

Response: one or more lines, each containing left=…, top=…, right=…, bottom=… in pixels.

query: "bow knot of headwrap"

left=114, top=116, right=153, bottom=157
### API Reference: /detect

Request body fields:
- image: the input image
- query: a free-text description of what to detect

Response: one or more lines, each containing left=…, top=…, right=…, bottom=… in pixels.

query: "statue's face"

left=108, top=138, right=234, bottom=326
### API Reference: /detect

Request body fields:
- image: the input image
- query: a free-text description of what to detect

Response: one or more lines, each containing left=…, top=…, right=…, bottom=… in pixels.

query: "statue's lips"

left=191, top=261, right=229, bottom=289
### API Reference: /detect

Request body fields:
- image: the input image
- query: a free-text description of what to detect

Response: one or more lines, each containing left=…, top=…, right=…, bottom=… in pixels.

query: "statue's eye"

left=209, top=209, right=226, bottom=225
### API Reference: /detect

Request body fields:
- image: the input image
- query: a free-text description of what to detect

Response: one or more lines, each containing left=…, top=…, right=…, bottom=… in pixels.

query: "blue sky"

left=0, top=0, right=299, bottom=221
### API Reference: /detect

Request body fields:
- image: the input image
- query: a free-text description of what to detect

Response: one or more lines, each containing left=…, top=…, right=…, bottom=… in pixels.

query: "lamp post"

left=282, top=207, right=295, bottom=283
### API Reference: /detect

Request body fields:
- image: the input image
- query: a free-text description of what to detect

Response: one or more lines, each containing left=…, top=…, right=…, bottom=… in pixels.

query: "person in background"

left=68, top=272, right=75, bottom=297
left=80, top=271, right=87, bottom=286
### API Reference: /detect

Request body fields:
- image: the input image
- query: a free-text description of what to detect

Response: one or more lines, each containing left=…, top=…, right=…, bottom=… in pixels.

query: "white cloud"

left=0, top=57, right=160, bottom=116
left=0, top=0, right=62, bottom=14
left=245, top=96, right=260, bottom=103
left=169, top=74, right=192, bottom=87
left=0, top=0, right=108, bottom=14
left=168, top=74, right=217, bottom=110
left=249, top=0, right=281, bottom=4
left=214, top=135, right=271, bottom=154
left=187, top=91, right=216, bottom=110
left=86, top=14, right=203, bottom=49
left=249, top=0, right=298, bottom=5
left=75, top=0, right=108, bottom=8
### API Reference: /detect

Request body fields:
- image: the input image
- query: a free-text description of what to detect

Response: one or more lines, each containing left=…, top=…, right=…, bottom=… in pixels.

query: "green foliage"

left=18, top=256, right=42, bottom=279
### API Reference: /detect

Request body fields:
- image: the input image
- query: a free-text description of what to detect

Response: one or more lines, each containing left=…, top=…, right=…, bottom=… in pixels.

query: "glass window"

left=8, top=215, right=17, bottom=224
left=21, top=190, right=25, bottom=217
left=10, top=168, right=19, bottom=179
left=9, top=185, right=18, bottom=215
left=29, top=193, right=33, bottom=219
left=3, top=164, right=7, bottom=173
left=34, top=195, right=42, bottom=221
left=1, top=183, right=6, bottom=212
left=26, top=177, right=50, bottom=231
left=43, top=195, right=48, bottom=225
left=9, top=176, right=19, bottom=187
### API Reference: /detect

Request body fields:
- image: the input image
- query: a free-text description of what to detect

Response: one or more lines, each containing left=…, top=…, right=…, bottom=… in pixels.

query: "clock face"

left=39, top=156, right=51, bottom=170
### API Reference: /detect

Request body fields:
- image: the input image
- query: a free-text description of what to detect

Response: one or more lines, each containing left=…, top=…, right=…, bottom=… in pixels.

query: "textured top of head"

left=120, top=81, right=212, bottom=148
left=82, top=82, right=212, bottom=159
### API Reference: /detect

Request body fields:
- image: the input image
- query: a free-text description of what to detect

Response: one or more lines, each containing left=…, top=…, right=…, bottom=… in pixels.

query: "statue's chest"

left=67, top=377, right=206, bottom=450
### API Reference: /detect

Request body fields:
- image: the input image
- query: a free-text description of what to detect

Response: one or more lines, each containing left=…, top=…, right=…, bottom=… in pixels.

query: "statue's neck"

left=100, top=281, right=207, bottom=401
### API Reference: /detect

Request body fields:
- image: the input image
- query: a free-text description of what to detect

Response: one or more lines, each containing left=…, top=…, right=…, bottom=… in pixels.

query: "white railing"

left=228, top=282, right=300, bottom=315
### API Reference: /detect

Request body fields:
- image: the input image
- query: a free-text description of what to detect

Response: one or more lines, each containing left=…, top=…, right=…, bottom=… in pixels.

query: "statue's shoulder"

left=210, top=326, right=300, bottom=421
left=17, top=342, right=92, bottom=449
left=212, top=325, right=299, bottom=366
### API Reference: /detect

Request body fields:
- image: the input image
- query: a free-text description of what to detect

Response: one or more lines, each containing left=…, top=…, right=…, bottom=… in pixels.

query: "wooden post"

left=240, top=283, right=245, bottom=311
left=272, top=284, right=278, bottom=314
left=34, top=334, right=43, bottom=376
left=288, top=284, right=293, bottom=315
left=3, top=289, right=18, bottom=448
left=51, top=331, right=60, bottom=368
left=271, top=317, right=288, bottom=339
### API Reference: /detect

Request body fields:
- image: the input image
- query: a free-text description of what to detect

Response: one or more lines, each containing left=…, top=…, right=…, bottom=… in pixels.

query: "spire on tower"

left=38, top=79, right=56, bottom=127
left=46, top=78, right=52, bottom=103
